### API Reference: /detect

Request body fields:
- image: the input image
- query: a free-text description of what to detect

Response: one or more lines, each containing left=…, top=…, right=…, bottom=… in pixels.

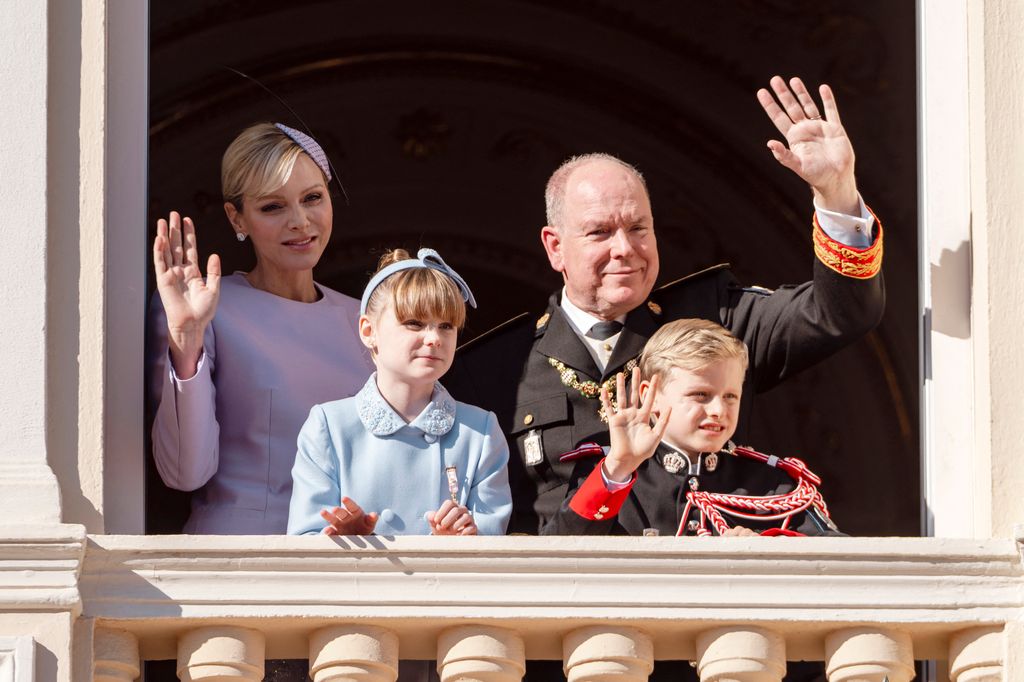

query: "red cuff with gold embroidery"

left=812, top=206, right=883, bottom=279
left=568, top=459, right=635, bottom=521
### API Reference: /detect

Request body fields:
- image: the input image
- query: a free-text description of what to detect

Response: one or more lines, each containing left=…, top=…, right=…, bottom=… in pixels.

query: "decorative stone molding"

left=824, top=627, right=914, bottom=682
left=949, top=626, right=1003, bottom=682
left=696, top=626, right=785, bottom=682
left=0, top=637, right=34, bottom=682
left=93, top=628, right=139, bottom=681
left=0, top=463, right=62, bottom=526
left=438, top=625, right=524, bottom=682
left=563, top=626, right=652, bottom=681
left=77, top=536, right=1024, bottom=667
left=309, top=625, right=398, bottom=682
left=0, top=525, right=85, bottom=615
left=80, top=536, right=1023, bottom=629
left=177, top=626, right=264, bottom=681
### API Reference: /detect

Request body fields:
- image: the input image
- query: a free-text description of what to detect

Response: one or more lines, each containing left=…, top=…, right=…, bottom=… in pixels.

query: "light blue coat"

left=287, top=375, right=512, bottom=536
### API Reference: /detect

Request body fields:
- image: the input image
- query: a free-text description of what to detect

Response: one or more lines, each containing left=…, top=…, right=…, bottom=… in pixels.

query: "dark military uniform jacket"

left=446, top=222, right=884, bottom=534
left=541, top=442, right=841, bottom=537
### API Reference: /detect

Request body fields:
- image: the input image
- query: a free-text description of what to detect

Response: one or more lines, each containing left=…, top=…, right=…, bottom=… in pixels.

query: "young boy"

left=542, top=318, right=840, bottom=537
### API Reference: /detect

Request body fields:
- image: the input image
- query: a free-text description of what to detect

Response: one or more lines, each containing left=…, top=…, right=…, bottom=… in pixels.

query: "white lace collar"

left=356, top=374, right=456, bottom=437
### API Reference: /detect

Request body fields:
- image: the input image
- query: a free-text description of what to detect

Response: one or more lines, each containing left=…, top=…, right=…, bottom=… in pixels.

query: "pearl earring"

left=236, top=232, right=247, bottom=242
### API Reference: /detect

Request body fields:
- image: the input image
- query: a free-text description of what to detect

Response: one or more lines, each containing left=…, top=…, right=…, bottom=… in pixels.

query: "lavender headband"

left=360, top=248, right=478, bottom=315
left=275, top=122, right=332, bottom=182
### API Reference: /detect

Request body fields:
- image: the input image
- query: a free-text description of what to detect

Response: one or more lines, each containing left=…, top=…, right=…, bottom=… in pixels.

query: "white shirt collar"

left=559, top=287, right=627, bottom=337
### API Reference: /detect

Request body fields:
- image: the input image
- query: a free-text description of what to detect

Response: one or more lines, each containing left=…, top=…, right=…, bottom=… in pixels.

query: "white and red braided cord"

left=676, top=447, right=832, bottom=536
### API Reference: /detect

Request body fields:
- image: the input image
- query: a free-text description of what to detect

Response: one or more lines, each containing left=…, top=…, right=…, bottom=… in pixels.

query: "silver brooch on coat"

left=704, top=452, right=719, bottom=472
left=662, top=451, right=686, bottom=474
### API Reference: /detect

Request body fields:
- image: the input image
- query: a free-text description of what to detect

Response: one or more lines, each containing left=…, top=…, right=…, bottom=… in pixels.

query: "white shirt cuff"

left=600, top=463, right=633, bottom=491
left=814, top=194, right=875, bottom=248
left=168, top=349, right=208, bottom=386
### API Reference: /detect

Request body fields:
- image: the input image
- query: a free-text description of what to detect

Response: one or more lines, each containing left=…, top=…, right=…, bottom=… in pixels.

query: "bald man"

left=447, top=76, right=884, bottom=536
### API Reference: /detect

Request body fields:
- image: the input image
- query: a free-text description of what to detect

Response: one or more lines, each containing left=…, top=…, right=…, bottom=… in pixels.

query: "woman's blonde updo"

left=363, top=249, right=467, bottom=329
left=221, top=122, right=327, bottom=209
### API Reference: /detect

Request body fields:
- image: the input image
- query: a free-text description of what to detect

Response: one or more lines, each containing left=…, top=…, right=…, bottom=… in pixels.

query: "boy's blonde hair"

left=363, top=249, right=467, bottom=329
left=639, top=318, right=749, bottom=382
left=221, top=122, right=326, bottom=209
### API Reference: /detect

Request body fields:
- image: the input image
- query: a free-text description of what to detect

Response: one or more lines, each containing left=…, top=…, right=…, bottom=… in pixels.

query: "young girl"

left=287, top=248, right=512, bottom=536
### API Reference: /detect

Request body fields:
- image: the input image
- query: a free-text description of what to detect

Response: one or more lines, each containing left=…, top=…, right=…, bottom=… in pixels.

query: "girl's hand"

left=601, top=367, right=672, bottom=482
left=425, top=500, right=477, bottom=535
left=153, top=211, right=221, bottom=379
left=320, top=496, right=378, bottom=536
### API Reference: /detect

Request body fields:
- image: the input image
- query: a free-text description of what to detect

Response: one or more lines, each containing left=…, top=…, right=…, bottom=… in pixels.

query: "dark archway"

left=147, top=0, right=919, bottom=536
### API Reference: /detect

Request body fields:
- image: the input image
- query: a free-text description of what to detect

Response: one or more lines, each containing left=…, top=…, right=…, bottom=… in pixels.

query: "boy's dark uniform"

left=446, top=217, right=884, bottom=535
left=544, top=445, right=839, bottom=682
left=542, top=442, right=841, bottom=537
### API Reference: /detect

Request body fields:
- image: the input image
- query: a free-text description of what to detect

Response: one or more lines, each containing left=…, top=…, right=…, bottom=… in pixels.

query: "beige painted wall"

left=0, top=614, right=74, bottom=682
left=968, top=0, right=1024, bottom=538
left=8, top=0, right=1024, bottom=549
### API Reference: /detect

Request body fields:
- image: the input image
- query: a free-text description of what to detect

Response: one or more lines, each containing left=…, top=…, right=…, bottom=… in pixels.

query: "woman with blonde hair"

left=149, top=122, right=373, bottom=534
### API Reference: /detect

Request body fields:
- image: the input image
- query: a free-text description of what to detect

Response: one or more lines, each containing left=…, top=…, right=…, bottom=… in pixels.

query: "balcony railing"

left=66, top=534, right=1024, bottom=680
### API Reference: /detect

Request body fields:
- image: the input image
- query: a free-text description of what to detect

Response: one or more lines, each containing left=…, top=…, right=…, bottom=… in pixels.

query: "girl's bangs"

left=390, top=269, right=466, bottom=328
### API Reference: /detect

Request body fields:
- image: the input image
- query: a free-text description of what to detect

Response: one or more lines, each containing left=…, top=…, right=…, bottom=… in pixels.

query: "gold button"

left=523, top=414, right=534, bottom=426
left=603, top=343, right=612, bottom=352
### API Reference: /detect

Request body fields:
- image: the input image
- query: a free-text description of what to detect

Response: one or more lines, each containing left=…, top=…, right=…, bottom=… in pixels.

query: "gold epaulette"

left=812, top=207, right=883, bottom=279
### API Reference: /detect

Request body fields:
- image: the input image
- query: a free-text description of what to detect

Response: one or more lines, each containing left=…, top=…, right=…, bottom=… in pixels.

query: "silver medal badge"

left=523, top=429, right=544, bottom=466
left=704, top=452, right=719, bottom=472
left=662, top=451, right=686, bottom=474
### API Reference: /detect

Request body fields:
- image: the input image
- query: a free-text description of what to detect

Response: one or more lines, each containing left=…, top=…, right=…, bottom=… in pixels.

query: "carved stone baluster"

left=437, top=625, right=524, bottom=682
left=177, top=626, right=265, bottom=681
left=695, top=626, right=785, bottom=682
left=308, top=625, right=399, bottom=682
left=949, top=626, right=1003, bottom=682
left=824, top=627, right=914, bottom=682
left=562, top=626, right=653, bottom=681
left=93, top=627, right=139, bottom=682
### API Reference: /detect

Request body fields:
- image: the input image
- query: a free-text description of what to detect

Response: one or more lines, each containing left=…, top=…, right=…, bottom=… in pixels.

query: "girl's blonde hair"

left=221, top=122, right=327, bottom=209
left=363, top=249, right=467, bottom=329
left=639, top=318, right=749, bottom=382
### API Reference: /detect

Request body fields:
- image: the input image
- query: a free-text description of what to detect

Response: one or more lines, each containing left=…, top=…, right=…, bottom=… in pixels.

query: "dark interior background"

left=146, top=0, right=920, bottom=537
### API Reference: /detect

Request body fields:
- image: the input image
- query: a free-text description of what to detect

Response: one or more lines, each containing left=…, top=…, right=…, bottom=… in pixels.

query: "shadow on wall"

left=930, top=239, right=971, bottom=340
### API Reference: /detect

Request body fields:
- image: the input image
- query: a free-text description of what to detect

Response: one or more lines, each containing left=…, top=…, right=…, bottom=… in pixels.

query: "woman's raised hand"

left=153, top=211, right=221, bottom=379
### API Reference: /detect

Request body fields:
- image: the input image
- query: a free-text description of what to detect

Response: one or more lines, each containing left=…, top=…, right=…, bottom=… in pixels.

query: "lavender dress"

left=149, top=273, right=374, bottom=534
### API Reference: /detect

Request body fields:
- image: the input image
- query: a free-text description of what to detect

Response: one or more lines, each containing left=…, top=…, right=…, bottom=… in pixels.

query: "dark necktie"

left=586, top=320, right=624, bottom=341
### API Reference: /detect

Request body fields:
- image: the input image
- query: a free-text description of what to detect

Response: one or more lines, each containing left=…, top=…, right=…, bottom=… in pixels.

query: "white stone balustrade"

left=93, top=627, right=140, bottom=681
left=309, top=625, right=399, bottom=682
left=949, top=626, right=1004, bottom=682
left=696, top=626, right=785, bottom=682
left=70, top=535, right=1024, bottom=681
left=177, top=626, right=265, bottom=681
left=438, top=625, right=524, bottom=682
left=563, top=626, right=652, bottom=681
left=824, top=627, right=914, bottom=682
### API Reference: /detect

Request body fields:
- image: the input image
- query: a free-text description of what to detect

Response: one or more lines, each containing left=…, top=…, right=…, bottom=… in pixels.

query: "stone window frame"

left=101, top=2, right=974, bottom=537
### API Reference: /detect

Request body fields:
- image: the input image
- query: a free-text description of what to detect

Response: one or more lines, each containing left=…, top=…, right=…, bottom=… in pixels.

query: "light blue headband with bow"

left=359, top=248, right=478, bottom=315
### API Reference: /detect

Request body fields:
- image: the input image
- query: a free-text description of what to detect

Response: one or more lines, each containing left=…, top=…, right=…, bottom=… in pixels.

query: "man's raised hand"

left=757, top=76, right=859, bottom=215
